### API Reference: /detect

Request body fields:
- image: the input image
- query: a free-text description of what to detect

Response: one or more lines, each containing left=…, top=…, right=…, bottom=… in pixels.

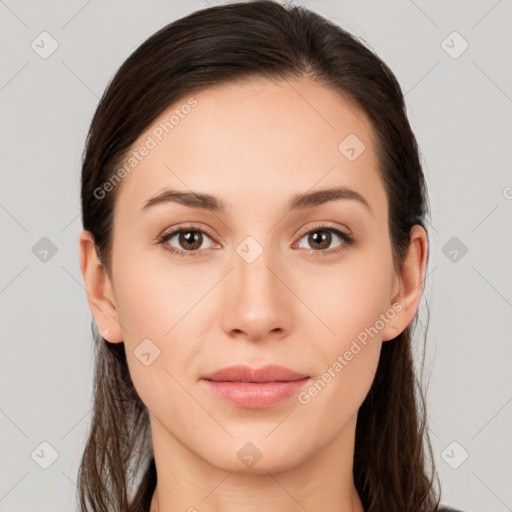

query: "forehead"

left=114, top=77, right=386, bottom=219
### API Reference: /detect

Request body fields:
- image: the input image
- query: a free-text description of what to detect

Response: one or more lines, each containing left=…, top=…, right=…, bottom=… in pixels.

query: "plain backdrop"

left=1, top=1, right=511, bottom=511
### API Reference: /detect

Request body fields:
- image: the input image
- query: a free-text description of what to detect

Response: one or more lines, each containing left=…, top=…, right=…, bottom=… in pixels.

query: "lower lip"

left=201, top=378, right=310, bottom=409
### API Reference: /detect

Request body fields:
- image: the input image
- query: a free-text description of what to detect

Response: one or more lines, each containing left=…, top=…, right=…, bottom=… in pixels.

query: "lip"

left=201, top=364, right=309, bottom=383
left=200, top=364, right=310, bottom=409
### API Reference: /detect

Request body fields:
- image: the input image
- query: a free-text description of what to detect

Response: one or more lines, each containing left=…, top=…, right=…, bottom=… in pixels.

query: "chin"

left=201, top=437, right=310, bottom=475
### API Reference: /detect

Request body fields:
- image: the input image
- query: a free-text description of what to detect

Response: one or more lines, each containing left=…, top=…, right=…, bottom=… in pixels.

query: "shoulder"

left=437, top=507, right=465, bottom=512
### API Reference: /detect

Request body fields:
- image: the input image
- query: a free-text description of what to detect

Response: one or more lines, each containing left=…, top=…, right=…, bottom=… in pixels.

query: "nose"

left=221, top=238, right=293, bottom=342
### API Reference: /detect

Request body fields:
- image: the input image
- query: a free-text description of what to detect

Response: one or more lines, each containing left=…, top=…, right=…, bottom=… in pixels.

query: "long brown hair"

left=78, top=1, right=445, bottom=510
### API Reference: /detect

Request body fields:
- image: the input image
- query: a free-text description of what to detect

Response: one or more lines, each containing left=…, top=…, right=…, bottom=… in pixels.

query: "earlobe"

left=79, top=229, right=124, bottom=343
left=380, top=301, right=404, bottom=341
left=381, top=224, right=428, bottom=342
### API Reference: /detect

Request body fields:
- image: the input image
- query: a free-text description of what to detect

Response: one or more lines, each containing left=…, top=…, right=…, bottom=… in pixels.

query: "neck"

left=148, top=413, right=365, bottom=512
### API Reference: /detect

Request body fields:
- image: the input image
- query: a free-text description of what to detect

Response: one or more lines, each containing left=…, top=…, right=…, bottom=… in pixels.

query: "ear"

left=381, top=224, right=428, bottom=342
left=79, top=229, right=123, bottom=343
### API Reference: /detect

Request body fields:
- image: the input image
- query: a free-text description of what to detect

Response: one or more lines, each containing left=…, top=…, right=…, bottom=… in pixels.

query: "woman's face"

left=90, top=78, right=421, bottom=474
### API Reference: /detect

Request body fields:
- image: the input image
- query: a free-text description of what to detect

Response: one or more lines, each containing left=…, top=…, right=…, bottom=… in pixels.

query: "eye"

left=157, top=222, right=355, bottom=259
left=157, top=224, right=217, bottom=258
left=295, top=224, right=354, bottom=257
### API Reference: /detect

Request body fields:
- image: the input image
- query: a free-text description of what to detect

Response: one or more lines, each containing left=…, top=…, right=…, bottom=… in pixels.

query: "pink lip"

left=200, top=364, right=310, bottom=409
left=201, top=364, right=309, bottom=382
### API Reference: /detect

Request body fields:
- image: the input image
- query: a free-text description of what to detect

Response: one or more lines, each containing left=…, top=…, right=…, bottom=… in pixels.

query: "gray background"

left=1, top=0, right=511, bottom=511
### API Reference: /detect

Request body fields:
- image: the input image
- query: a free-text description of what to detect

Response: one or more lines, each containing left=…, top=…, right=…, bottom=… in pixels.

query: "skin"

left=79, top=78, right=427, bottom=512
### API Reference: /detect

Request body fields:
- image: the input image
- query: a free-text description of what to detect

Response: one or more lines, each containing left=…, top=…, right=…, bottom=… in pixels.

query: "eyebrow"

left=141, top=185, right=372, bottom=216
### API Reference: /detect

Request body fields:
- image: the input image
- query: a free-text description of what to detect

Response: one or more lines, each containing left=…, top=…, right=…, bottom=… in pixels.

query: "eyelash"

left=156, top=222, right=355, bottom=259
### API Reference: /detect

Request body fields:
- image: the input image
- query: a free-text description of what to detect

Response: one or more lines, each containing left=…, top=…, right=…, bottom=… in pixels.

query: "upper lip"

left=201, top=364, right=309, bottom=383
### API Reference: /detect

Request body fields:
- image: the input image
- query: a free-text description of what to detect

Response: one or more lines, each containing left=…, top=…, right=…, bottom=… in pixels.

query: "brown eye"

left=306, top=230, right=332, bottom=250
left=158, top=227, right=215, bottom=256
left=295, top=225, right=354, bottom=257
left=177, top=230, right=203, bottom=251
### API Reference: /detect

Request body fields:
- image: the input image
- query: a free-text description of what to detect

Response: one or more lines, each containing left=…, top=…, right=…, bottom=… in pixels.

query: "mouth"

left=200, top=364, right=310, bottom=409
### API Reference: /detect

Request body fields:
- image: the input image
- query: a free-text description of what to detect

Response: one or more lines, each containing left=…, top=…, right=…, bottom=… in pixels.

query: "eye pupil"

left=309, top=230, right=331, bottom=250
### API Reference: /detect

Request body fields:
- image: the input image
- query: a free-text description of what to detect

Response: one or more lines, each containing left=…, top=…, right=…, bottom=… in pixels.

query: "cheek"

left=309, top=252, right=393, bottom=345
left=300, top=250, right=392, bottom=401
left=111, top=249, right=208, bottom=397
left=114, top=268, right=199, bottom=421
left=296, top=266, right=389, bottom=426
left=114, top=271, right=172, bottom=339
left=112, top=237, right=193, bottom=340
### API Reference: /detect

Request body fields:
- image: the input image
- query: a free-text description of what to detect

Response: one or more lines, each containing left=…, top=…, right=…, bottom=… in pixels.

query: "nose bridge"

left=222, top=231, right=290, bottom=337
left=234, top=232, right=280, bottom=302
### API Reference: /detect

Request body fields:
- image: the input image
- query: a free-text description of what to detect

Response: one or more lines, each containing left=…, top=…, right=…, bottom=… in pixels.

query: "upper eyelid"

left=298, top=221, right=352, bottom=237
left=160, top=223, right=217, bottom=243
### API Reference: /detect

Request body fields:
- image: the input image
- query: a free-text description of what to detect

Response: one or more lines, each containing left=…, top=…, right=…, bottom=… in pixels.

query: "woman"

left=77, top=1, right=462, bottom=511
